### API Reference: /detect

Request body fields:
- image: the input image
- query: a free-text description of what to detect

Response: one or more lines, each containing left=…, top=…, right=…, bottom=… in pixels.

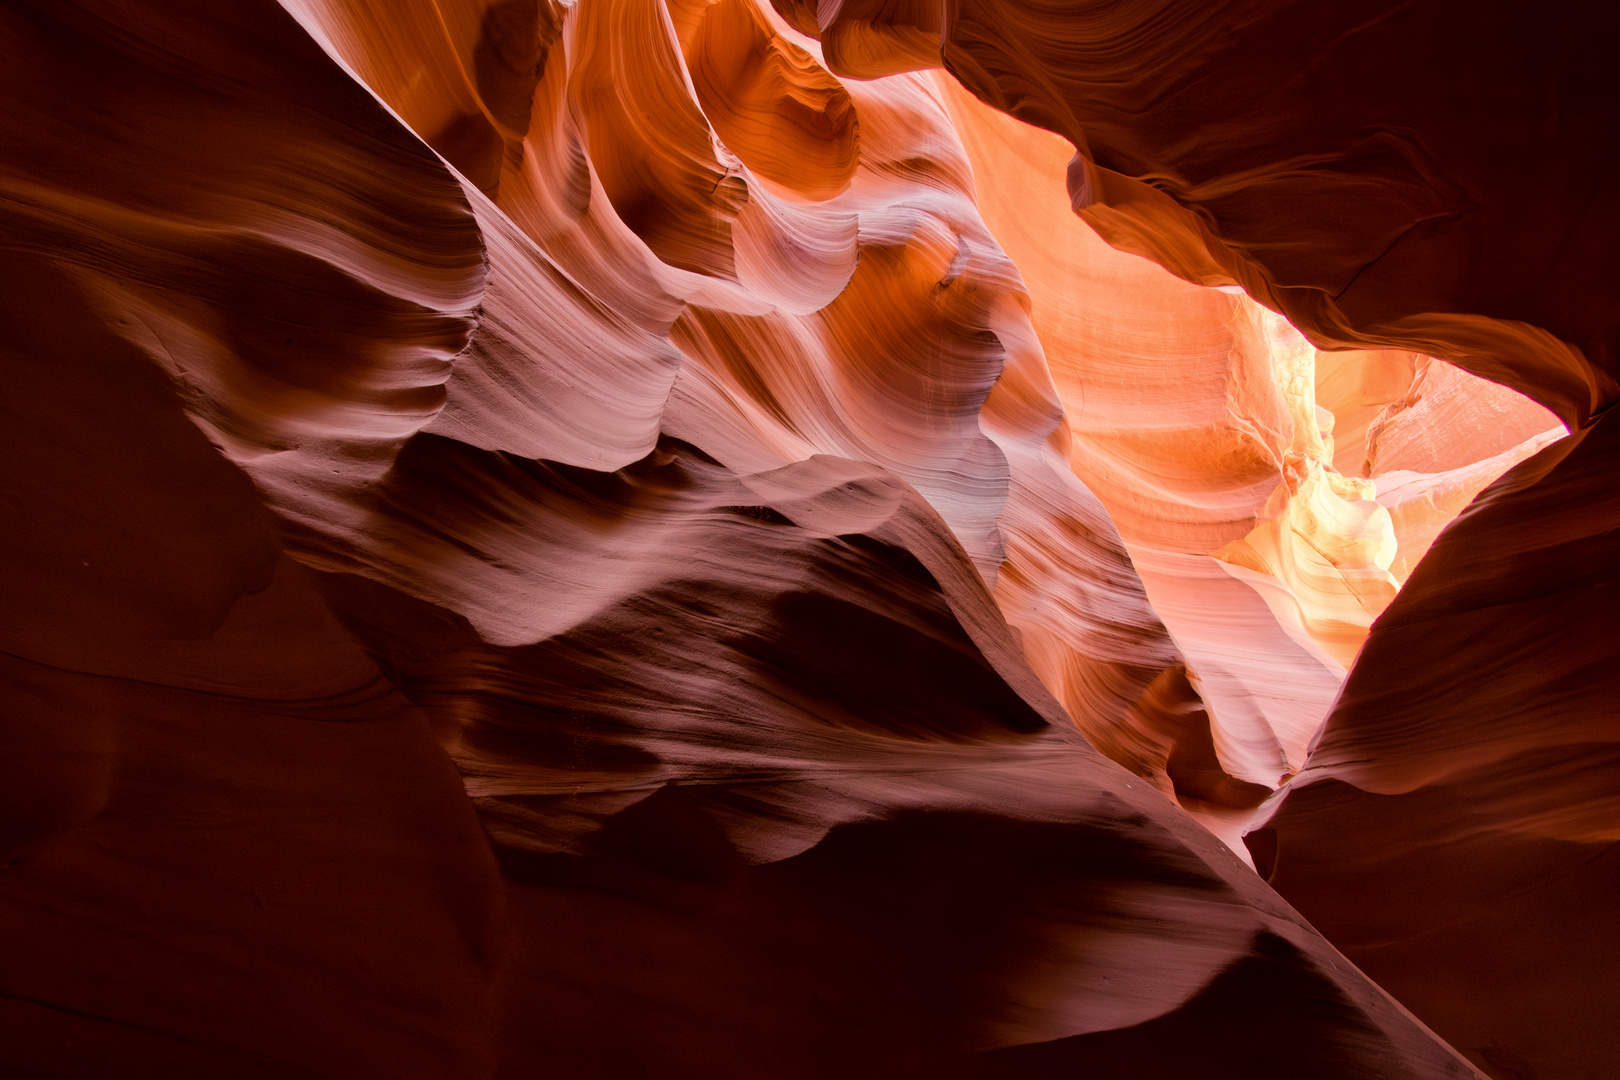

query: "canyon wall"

left=0, top=0, right=1612, bottom=1078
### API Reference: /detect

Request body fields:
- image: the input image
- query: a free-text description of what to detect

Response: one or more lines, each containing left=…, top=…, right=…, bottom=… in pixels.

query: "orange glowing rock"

left=1, top=0, right=1611, bottom=1077
left=935, top=73, right=1576, bottom=900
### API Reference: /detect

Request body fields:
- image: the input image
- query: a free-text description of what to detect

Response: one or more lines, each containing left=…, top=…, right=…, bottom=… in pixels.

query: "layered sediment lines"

left=0, top=1, right=1610, bottom=1079
left=779, top=4, right=1617, bottom=1078
left=937, top=79, right=1563, bottom=840
left=1251, top=408, right=1620, bottom=1080
left=928, top=0, right=1620, bottom=428
left=766, top=6, right=1616, bottom=1075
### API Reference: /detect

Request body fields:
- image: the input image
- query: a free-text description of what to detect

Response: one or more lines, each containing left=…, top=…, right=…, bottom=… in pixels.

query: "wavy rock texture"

left=897, top=13, right=1612, bottom=1073
left=935, top=80, right=1564, bottom=853
left=922, top=0, right=1620, bottom=428
left=0, top=1, right=1470, bottom=1076
left=1250, top=407, right=1620, bottom=1080
left=774, top=3, right=1616, bottom=1078
left=0, top=1, right=1611, bottom=1079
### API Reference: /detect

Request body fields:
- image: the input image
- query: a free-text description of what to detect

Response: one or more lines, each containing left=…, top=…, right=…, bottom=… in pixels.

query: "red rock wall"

left=783, top=3, right=1618, bottom=1075
left=2, top=0, right=1613, bottom=1078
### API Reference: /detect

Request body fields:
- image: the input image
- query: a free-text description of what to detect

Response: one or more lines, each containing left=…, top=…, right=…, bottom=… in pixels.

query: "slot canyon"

left=0, top=1, right=1614, bottom=1077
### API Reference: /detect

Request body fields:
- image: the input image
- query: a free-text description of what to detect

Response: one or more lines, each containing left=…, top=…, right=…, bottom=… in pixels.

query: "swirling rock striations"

left=879, top=6, right=1612, bottom=1073
left=782, top=1, right=1614, bottom=1077
left=0, top=1, right=1610, bottom=1079
left=935, top=78, right=1562, bottom=855
left=924, top=0, right=1620, bottom=427
left=1249, top=409, right=1620, bottom=1080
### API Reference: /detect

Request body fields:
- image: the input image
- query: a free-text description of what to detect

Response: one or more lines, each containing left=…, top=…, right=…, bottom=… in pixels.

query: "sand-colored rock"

left=1252, top=405, right=1620, bottom=1079
left=937, top=75, right=1573, bottom=812
left=2, top=0, right=1612, bottom=1077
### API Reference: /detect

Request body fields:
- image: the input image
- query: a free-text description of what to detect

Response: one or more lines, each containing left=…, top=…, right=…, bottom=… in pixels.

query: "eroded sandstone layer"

left=936, top=80, right=1568, bottom=870
left=1, top=1, right=1613, bottom=1078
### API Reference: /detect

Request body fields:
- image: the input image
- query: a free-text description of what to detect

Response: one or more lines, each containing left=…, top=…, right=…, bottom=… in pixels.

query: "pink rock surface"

left=2, top=0, right=1614, bottom=1078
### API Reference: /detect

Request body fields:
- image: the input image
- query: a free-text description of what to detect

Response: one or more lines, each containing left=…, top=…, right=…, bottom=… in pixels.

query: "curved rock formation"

left=903, top=19, right=1612, bottom=1072
left=932, top=0, right=1620, bottom=428
left=1250, top=409, right=1620, bottom=1080
left=936, top=77, right=1563, bottom=839
left=1, top=0, right=1612, bottom=1078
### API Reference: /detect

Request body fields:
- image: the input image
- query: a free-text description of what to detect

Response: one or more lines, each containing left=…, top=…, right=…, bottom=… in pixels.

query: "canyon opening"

left=1, top=2, right=1615, bottom=1078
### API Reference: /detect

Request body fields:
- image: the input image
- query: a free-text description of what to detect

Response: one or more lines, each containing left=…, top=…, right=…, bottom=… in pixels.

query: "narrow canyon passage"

left=0, top=2, right=1613, bottom=1079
